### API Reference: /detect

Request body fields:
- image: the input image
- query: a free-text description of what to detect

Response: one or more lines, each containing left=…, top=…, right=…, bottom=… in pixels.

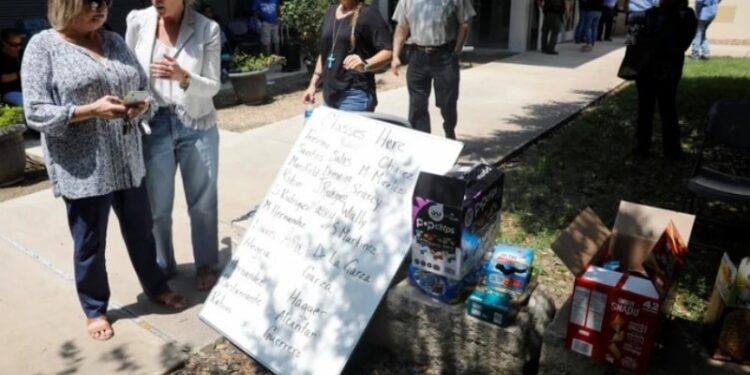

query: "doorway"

left=471, top=0, right=511, bottom=48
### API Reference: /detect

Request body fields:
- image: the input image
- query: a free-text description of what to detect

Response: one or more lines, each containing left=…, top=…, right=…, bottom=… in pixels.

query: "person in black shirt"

left=0, top=29, right=23, bottom=106
left=302, top=0, right=393, bottom=112
left=633, top=0, right=696, bottom=158
left=539, top=0, right=571, bottom=54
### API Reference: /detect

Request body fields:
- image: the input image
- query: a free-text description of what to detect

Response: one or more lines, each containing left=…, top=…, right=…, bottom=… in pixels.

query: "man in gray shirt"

left=391, top=0, right=476, bottom=139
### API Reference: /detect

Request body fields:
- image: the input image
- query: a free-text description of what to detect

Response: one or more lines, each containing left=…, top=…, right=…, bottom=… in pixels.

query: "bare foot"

left=196, top=267, right=218, bottom=292
left=86, top=316, right=114, bottom=341
left=151, top=289, right=187, bottom=310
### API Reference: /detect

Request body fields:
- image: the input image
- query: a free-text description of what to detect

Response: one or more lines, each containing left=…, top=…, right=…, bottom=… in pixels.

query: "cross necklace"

left=327, top=8, right=352, bottom=70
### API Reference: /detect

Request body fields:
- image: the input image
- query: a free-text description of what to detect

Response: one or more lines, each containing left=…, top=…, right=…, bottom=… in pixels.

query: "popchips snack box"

left=412, top=164, right=503, bottom=279
left=407, top=263, right=483, bottom=304
left=551, top=201, right=694, bottom=374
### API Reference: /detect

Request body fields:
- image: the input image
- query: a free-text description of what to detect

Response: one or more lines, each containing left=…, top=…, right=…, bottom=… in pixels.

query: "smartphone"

left=124, top=90, right=149, bottom=105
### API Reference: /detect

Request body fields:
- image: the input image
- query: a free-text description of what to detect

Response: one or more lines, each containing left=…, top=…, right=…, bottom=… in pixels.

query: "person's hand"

left=343, top=54, right=366, bottom=72
left=125, top=100, right=150, bottom=120
left=92, top=96, right=128, bottom=119
left=391, top=56, right=402, bottom=76
left=150, top=55, right=187, bottom=81
left=302, top=86, right=316, bottom=104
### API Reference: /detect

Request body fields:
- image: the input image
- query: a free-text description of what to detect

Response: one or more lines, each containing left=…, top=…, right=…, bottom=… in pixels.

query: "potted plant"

left=229, top=53, right=286, bottom=105
left=0, top=105, right=26, bottom=186
left=280, top=0, right=336, bottom=73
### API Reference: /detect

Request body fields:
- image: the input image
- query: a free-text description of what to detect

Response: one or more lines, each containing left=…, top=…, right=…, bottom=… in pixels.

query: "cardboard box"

left=602, top=275, right=661, bottom=374
left=466, top=287, right=516, bottom=326
left=407, top=263, right=483, bottom=304
left=567, top=266, right=625, bottom=360
left=551, top=201, right=695, bottom=373
left=485, top=244, right=535, bottom=294
left=412, top=164, right=503, bottom=279
left=704, top=251, right=750, bottom=364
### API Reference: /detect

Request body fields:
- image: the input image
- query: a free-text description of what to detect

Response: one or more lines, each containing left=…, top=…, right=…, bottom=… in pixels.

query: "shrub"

left=0, top=105, right=23, bottom=129
left=231, top=53, right=287, bottom=73
left=280, top=0, right=336, bottom=61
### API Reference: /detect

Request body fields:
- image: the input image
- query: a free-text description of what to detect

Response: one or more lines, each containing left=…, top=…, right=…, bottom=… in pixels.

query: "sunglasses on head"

left=85, top=0, right=112, bottom=11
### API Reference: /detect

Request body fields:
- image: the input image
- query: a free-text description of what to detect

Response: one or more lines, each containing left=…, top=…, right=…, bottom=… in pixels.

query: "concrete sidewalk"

left=0, top=39, right=687, bottom=374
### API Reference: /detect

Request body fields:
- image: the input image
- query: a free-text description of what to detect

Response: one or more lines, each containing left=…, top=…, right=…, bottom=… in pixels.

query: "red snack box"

left=566, top=265, right=625, bottom=360
left=603, top=275, right=660, bottom=375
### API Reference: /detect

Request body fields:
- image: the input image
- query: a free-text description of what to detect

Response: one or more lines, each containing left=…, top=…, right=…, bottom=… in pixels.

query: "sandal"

left=86, top=316, right=114, bottom=341
left=196, top=267, right=218, bottom=292
left=151, top=289, right=187, bottom=310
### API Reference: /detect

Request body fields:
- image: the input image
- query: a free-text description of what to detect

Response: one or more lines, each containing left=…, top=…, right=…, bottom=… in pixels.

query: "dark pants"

left=635, top=75, right=682, bottom=155
left=542, top=12, right=564, bottom=52
left=407, top=48, right=460, bottom=139
left=598, top=6, right=616, bottom=40
left=64, top=183, right=168, bottom=318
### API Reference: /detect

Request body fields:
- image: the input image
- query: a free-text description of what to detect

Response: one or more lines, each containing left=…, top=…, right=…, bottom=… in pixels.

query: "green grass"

left=498, top=57, right=750, bottom=320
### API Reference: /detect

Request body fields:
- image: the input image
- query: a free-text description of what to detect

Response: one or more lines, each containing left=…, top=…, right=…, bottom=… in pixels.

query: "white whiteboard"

left=200, top=107, right=463, bottom=375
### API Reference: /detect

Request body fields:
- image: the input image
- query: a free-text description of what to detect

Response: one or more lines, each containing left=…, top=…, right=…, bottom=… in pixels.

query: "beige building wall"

left=695, top=0, right=750, bottom=42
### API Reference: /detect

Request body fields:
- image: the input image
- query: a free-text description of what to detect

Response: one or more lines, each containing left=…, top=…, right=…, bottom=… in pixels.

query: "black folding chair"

left=685, top=99, right=750, bottom=217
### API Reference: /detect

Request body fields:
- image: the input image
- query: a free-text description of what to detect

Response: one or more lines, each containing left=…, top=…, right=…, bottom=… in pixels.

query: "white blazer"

left=125, top=7, right=221, bottom=120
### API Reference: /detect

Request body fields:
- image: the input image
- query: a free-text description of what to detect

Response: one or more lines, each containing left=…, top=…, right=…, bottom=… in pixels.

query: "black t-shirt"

left=580, top=0, right=604, bottom=12
left=318, top=5, right=392, bottom=106
left=0, top=52, right=21, bottom=94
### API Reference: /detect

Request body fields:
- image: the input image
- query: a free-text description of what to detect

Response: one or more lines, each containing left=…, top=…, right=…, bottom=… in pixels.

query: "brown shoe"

left=151, top=289, right=187, bottom=310
left=196, top=266, right=218, bottom=292
left=86, top=315, right=114, bottom=341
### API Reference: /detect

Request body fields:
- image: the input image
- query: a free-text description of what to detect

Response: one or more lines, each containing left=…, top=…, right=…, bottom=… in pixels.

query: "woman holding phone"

left=126, top=0, right=222, bottom=291
left=21, top=0, right=186, bottom=341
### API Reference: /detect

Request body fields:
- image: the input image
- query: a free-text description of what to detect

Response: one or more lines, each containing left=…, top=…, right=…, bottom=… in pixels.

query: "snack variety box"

left=485, top=244, right=535, bottom=294
left=466, top=287, right=516, bottom=326
left=551, top=201, right=695, bottom=374
left=412, top=164, right=503, bottom=279
left=567, top=266, right=624, bottom=360
left=704, top=251, right=750, bottom=365
left=407, top=263, right=483, bottom=304
left=602, top=275, right=660, bottom=374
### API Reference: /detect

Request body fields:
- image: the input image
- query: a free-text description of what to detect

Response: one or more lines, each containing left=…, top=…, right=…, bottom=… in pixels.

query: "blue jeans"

left=143, top=109, right=219, bottom=274
left=692, top=20, right=712, bottom=58
left=64, top=184, right=169, bottom=318
left=328, top=88, right=376, bottom=112
left=581, top=11, right=602, bottom=46
left=3, top=91, right=23, bottom=106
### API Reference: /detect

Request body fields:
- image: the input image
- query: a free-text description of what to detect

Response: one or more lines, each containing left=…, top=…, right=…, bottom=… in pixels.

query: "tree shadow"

left=459, top=88, right=609, bottom=164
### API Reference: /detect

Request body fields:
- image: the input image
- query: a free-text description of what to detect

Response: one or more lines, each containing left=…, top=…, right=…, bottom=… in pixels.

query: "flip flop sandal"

left=86, top=316, right=114, bottom=341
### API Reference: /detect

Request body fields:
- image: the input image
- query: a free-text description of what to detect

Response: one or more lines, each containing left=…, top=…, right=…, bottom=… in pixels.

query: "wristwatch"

left=362, top=60, right=369, bottom=72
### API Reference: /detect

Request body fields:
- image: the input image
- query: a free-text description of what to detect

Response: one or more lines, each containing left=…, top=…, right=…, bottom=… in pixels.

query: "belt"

left=413, top=42, right=453, bottom=54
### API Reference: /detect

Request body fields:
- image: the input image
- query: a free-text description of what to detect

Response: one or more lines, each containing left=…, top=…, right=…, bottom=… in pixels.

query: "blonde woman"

left=21, top=0, right=186, bottom=341
left=302, top=0, right=393, bottom=112
left=126, top=0, right=221, bottom=291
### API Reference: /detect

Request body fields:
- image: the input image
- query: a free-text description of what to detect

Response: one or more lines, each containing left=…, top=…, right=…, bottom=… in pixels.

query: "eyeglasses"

left=85, top=0, right=112, bottom=11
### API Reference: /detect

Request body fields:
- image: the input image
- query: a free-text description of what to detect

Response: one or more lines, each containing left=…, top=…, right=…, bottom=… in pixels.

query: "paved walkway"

left=4, top=40, right=746, bottom=374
